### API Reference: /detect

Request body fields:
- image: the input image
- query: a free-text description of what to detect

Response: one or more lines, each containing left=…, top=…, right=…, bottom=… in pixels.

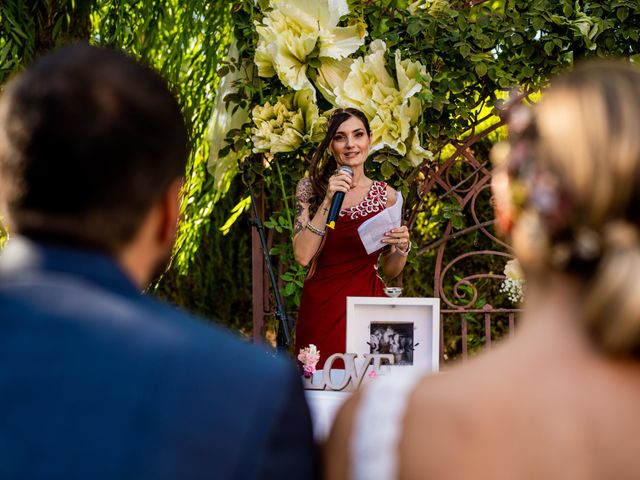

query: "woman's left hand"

left=383, top=226, right=410, bottom=252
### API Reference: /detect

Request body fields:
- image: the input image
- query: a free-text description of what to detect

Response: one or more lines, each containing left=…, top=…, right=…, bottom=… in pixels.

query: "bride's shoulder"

left=325, top=354, right=508, bottom=479
left=399, top=351, right=525, bottom=474
left=326, top=371, right=426, bottom=480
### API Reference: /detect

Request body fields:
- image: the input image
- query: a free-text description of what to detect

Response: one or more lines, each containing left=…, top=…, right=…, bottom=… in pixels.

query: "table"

left=304, top=389, right=352, bottom=441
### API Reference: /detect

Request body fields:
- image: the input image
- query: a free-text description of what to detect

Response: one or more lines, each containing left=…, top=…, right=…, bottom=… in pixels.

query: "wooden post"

left=251, top=189, right=265, bottom=343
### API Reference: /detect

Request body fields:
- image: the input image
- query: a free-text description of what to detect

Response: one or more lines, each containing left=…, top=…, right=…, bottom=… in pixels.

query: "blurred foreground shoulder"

left=324, top=371, right=475, bottom=480
left=254, top=356, right=319, bottom=480
left=151, top=306, right=319, bottom=479
left=324, top=389, right=364, bottom=480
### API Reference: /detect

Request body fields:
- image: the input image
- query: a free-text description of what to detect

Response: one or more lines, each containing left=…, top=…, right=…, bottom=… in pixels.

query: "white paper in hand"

left=357, top=191, right=403, bottom=255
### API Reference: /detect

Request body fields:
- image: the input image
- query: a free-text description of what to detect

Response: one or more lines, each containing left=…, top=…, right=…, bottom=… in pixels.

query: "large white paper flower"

left=406, top=127, right=434, bottom=167
left=333, top=40, right=432, bottom=162
left=251, top=89, right=326, bottom=154
left=255, top=0, right=366, bottom=92
left=314, top=57, right=353, bottom=104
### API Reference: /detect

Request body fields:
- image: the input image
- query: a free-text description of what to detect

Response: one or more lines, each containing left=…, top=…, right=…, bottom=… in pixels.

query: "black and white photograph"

left=369, top=322, right=414, bottom=366
left=346, top=297, right=440, bottom=377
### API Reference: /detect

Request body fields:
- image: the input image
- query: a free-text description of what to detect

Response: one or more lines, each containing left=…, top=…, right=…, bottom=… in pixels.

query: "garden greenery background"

left=1, top=0, right=639, bottom=357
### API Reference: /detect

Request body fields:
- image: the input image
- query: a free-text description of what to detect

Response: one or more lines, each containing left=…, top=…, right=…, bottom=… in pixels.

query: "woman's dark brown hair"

left=307, top=108, right=371, bottom=216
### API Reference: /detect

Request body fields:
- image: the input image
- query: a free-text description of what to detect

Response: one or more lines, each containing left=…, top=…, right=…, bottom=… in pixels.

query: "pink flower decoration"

left=298, top=344, right=320, bottom=378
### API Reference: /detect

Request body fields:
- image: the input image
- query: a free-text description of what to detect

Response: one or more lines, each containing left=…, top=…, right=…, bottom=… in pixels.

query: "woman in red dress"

left=293, top=108, right=411, bottom=367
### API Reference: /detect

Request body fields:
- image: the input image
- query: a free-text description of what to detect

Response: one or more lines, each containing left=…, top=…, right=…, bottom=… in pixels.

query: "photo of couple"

left=369, top=322, right=415, bottom=366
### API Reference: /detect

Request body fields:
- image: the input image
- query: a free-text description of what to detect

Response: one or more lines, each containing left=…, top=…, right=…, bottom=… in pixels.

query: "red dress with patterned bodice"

left=295, top=181, right=388, bottom=368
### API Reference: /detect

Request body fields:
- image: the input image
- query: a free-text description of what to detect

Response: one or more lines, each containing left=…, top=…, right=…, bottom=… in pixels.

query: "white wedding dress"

left=350, top=369, right=427, bottom=480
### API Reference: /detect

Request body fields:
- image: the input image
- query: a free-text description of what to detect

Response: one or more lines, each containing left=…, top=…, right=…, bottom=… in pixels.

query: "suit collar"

left=0, top=236, right=140, bottom=297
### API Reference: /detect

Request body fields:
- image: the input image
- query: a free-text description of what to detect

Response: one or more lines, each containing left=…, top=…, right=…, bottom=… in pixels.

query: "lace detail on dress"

left=350, top=369, right=425, bottom=480
left=340, top=181, right=387, bottom=219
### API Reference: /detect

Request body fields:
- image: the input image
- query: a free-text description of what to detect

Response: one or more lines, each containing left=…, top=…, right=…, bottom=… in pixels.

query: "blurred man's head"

left=0, top=44, right=188, bottom=284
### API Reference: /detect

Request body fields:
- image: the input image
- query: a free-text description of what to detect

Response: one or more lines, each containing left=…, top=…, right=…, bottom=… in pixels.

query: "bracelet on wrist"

left=306, top=222, right=326, bottom=237
left=395, top=240, right=412, bottom=257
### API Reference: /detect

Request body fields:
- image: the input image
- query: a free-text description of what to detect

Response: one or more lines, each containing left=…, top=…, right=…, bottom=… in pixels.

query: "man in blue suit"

left=0, top=44, right=317, bottom=479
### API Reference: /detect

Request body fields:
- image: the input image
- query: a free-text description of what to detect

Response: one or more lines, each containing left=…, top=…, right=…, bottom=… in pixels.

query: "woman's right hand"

left=324, top=170, right=352, bottom=203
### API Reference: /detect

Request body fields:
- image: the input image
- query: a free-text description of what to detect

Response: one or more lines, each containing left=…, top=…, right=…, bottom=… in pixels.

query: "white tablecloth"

left=304, top=389, right=353, bottom=441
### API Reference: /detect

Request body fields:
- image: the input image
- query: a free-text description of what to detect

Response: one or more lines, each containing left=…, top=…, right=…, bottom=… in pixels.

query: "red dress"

left=296, top=180, right=388, bottom=368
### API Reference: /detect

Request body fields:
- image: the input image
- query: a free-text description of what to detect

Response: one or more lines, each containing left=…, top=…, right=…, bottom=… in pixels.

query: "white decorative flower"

left=254, top=42, right=277, bottom=78
left=251, top=89, right=326, bottom=154
left=314, top=57, right=353, bottom=104
left=255, top=0, right=367, bottom=93
left=334, top=40, right=392, bottom=111
left=333, top=40, right=432, bottom=161
left=501, top=259, right=525, bottom=304
left=504, top=258, right=524, bottom=281
left=406, top=127, right=433, bottom=167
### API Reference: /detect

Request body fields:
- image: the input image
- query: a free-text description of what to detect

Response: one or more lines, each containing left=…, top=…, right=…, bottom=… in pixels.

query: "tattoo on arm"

left=294, top=202, right=305, bottom=235
left=295, top=177, right=313, bottom=203
left=294, top=177, right=313, bottom=236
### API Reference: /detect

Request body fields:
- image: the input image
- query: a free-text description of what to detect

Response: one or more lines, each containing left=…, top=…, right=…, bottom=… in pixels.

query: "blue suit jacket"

left=0, top=238, right=317, bottom=479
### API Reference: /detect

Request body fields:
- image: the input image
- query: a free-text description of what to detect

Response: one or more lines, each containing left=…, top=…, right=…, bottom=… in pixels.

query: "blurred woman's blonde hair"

left=509, top=60, right=640, bottom=356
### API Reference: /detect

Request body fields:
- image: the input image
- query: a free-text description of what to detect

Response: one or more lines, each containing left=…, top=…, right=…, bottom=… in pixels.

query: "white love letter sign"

left=302, top=353, right=394, bottom=391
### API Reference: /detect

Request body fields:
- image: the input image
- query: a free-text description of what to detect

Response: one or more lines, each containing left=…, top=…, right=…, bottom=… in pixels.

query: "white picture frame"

left=346, top=296, right=440, bottom=375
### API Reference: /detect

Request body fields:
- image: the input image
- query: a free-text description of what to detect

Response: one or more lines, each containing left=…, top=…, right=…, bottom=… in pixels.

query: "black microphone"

left=326, top=165, right=353, bottom=229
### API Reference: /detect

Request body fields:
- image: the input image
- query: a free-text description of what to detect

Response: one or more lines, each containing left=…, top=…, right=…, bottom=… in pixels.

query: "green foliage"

left=90, top=1, right=234, bottom=277
left=2, top=1, right=640, bottom=348
left=153, top=179, right=254, bottom=332
left=0, top=218, right=7, bottom=249
left=220, top=0, right=640, bottom=356
left=0, top=0, right=93, bottom=84
left=90, top=1, right=246, bottom=324
left=0, top=0, right=93, bottom=252
left=0, top=0, right=242, bottom=327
